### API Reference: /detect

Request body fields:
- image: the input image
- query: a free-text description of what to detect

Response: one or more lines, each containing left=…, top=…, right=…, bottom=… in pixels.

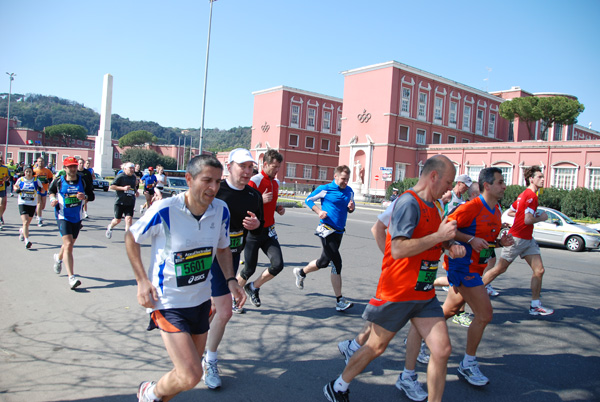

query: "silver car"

left=161, top=176, right=189, bottom=197
left=502, top=206, right=600, bottom=252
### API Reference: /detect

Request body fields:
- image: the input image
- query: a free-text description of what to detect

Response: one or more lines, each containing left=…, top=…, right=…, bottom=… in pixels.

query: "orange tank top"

left=375, top=190, right=443, bottom=302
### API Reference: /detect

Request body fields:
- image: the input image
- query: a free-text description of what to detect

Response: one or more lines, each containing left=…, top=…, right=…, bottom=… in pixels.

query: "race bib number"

left=415, top=260, right=438, bottom=292
left=230, top=230, right=244, bottom=250
left=124, top=189, right=135, bottom=196
left=174, top=247, right=213, bottom=287
left=267, top=225, right=278, bottom=239
left=478, top=244, right=496, bottom=265
left=22, top=189, right=36, bottom=201
left=64, top=194, right=82, bottom=208
left=38, top=176, right=48, bottom=184
left=315, top=223, right=336, bottom=238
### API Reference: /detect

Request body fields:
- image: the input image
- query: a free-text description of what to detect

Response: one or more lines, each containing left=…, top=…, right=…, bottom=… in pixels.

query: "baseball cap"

left=63, top=157, right=79, bottom=167
left=228, top=148, right=256, bottom=165
left=123, top=162, right=135, bottom=168
left=456, top=174, right=473, bottom=186
left=148, top=166, right=154, bottom=171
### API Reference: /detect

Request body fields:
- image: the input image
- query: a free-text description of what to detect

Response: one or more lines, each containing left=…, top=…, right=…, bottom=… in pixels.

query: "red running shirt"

left=249, top=172, right=279, bottom=227
left=509, top=188, right=538, bottom=240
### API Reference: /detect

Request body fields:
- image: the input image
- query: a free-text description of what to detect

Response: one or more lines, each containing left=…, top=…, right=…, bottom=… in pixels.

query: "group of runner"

left=0, top=150, right=555, bottom=402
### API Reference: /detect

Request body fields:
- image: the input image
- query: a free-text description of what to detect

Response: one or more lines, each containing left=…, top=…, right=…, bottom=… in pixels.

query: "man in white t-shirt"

left=126, top=155, right=246, bottom=402
left=445, top=174, right=472, bottom=215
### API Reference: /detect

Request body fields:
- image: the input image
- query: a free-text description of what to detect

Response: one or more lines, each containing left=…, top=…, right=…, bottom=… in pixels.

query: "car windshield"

left=169, top=178, right=188, bottom=187
left=552, top=209, right=575, bottom=224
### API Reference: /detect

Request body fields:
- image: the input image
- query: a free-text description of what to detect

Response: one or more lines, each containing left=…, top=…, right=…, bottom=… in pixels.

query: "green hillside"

left=0, top=93, right=251, bottom=153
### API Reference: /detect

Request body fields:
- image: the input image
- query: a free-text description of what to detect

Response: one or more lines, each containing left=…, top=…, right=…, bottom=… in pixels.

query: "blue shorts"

left=147, top=300, right=211, bottom=334
left=447, top=269, right=484, bottom=288
left=210, top=252, right=241, bottom=297
left=57, top=219, right=82, bottom=239
left=0, top=189, right=6, bottom=197
left=37, top=190, right=47, bottom=197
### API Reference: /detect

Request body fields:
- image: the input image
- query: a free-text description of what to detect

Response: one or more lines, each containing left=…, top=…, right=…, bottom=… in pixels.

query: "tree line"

left=0, top=93, right=251, bottom=152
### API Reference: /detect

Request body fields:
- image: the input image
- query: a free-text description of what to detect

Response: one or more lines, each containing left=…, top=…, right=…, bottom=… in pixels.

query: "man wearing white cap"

left=106, top=162, right=139, bottom=238
left=202, top=148, right=264, bottom=389
left=445, top=174, right=472, bottom=215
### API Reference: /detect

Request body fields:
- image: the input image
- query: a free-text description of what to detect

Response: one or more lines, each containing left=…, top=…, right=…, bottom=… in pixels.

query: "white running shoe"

left=396, top=373, right=428, bottom=401
left=529, top=304, right=554, bottom=316
left=69, top=275, right=81, bottom=290
left=458, top=361, right=489, bottom=386
left=53, top=253, right=62, bottom=274
left=202, top=357, right=222, bottom=389
left=486, top=284, right=499, bottom=297
left=105, top=225, right=113, bottom=239
left=335, top=297, right=354, bottom=312
left=19, top=228, right=24, bottom=241
left=293, top=267, right=304, bottom=290
left=137, top=381, right=158, bottom=402
left=338, top=339, right=354, bottom=365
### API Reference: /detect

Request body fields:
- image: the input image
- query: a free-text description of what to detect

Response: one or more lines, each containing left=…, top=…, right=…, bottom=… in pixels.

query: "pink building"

left=250, top=86, right=343, bottom=191
left=250, top=61, right=599, bottom=198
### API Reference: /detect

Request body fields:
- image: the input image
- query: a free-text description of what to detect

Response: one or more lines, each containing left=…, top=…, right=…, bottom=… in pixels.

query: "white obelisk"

left=95, top=74, right=114, bottom=177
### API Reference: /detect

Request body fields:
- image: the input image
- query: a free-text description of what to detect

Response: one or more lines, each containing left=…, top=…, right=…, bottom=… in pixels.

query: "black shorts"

left=57, top=219, right=83, bottom=239
left=144, top=188, right=155, bottom=196
left=19, top=204, right=37, bottom=217
left=114, top=203, right=135, bottom=219
left=147, top=300, right=211, bottom=334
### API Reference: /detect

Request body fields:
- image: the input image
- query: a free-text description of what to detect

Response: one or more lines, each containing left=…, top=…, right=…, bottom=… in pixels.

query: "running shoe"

left=486, top=284, right=499, bottom=297
left=19, top=228, right=24, bottom=241
left=293, top=267, right=304, bottom=290
left=452, top=312, right=472, bottom=327
left=529, top=304, right=554, bottom=316
left=105, top=225, right=112, bottom=239
left=25, top=241, right=32, bottom=249
left=458, top=361, right=489, bottom=386
left=53, top=253, right=62, bottom=274
left=442, top=286, right=449, bottom=292
left=335, top=297, right=354, bottom=312
left=202, top=357, right=222, bottom=389
left=69, top=275, right=81, bottom=290
left=338, top=339, right=354, bottom=365
left=137, top=381, right=159, bottom=402
left=232, top=298, right=245, bottom=314
left=84, top=212, right=89, bottom=219
left=244, top=283, right=261, bottom=307
left=323, top=380, right=349, bottom=402
left=37, top=219, right=44, bottom=227
left=395, top=373, right=428, bottom=401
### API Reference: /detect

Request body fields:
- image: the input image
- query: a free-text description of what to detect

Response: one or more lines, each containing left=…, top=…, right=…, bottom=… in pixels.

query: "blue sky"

left=3, top=0, right=600, bottom=132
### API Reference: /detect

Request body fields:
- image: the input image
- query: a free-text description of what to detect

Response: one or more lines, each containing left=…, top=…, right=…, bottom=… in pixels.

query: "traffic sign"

left=375, top=175, right=379, bottom=181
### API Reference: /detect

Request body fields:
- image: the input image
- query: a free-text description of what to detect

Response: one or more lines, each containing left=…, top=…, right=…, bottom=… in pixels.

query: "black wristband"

left=226, top=277, right=237, bottom=283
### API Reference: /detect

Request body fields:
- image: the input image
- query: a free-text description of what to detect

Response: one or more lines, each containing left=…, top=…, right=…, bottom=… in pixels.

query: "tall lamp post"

left=4, top=72, right=16, bottom=159
left=198, top=0, right=217, bottom=155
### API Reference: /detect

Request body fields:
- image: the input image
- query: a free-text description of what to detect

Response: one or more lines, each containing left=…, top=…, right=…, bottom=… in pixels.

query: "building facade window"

left=497, top=166, right=513, bottom=185
left=289, top=134, right=299, bottom=147
left=305, top=136, right=315, bottom=149
left=552, top=167, right=577, bottom=190
left=553, top=123, right=563, bottom=141
left=449, top=101, right=458, bottom=126
left=475, top=109, right=484, bottom=134
left=416, top=129, right=426, bottom=145
left=589, top=168, right=600, bottom=190
left=401, top=87, right=411, bottom=114
left=319, top=167, right=328, bottom=181
left=432, top=132, right=442, bottom=144
left=303, top=165, right=312, bottom=179
left=323, top=110, right=331, bottom=132
left=488, top=113, right=496, bottom=137
left=398, top=125, right=409, bottom=142
left=336, top=141, right=340, bottom=152
left=508, top=121, right=514, bottom=141
left=290, top=104, right=300, bottom=127
left=467, top=165, right=483, bottom=183
left=337, top=108, right=342, bottom=134
left=463, top=105, right=471, bottom=131
left=462, top=138, right=470, bottom=143
left=286, top=163, right=297, bottom=178
left=307, top=108, right=316, bottom=130
left=539, top=121, right=548, bottom=141
left=434, top=97, right=443, bottom=122
left=566, top=125, right=574, bottom=140
left=395, top=163, right=406, bottom=182
left=448, top=135, right=456, bottom=143
left=321, top=138, right=330, bottom=151
left=418, top=92, right=428, bottom=119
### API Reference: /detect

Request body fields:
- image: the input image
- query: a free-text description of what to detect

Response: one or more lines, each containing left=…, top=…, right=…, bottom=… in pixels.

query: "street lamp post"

left=4, top=72, right=16, bottom=159
left=198, top=0, right=217, bottom=155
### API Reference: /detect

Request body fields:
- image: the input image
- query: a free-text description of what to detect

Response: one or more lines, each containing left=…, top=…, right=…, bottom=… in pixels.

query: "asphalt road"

left=1, top=190, right=599, bottom=402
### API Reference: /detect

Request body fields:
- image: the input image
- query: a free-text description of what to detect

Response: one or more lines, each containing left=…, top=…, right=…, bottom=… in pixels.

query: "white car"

left=502, top=206, right=600, bottom=252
